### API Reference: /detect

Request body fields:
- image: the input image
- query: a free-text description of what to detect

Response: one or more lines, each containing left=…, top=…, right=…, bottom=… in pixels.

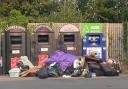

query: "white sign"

left=12, top=50, right=20, bottom=54
left=86, top=47, right=102, bottom=58
left=41, top=48, right=48, bottom=51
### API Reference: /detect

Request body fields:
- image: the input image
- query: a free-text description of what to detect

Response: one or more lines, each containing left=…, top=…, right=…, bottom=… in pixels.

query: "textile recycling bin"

left=31, top=25, right=56, bottom=65
left=2, top=26, right=30, bottom=73
left=58, top=24, right=82, bottom=56
left=82, top=33, right=106, bottom=62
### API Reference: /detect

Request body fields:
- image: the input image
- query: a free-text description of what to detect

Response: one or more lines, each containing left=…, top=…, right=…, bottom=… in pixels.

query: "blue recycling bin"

left=82, top=33, right=106, bottom=62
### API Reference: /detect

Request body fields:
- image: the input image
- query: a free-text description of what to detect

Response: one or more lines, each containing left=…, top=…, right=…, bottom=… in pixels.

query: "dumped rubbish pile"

left=85, top=56, right=120, bottom=77
left=8, top=50, right=121, bottom=78
left=19, top=50, right=89, bottom=78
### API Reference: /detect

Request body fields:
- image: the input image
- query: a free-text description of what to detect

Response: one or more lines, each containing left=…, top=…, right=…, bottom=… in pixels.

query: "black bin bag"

left=100, top=63, right=119, bottom=76
left=36, top=67, right=49, bottom=79
left=36, top=64, right=59, bottom=79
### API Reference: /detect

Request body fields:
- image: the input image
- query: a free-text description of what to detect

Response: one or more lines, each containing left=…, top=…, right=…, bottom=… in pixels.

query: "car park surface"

left=0, top=75, right=128, bottom=89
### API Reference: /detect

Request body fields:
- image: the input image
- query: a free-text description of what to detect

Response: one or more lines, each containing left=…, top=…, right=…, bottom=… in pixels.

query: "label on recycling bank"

left=67, top=47, right=76, bottom=51
left=41, top=48, right=48, bottom=51
left=12, top=50, right=20, bottom=54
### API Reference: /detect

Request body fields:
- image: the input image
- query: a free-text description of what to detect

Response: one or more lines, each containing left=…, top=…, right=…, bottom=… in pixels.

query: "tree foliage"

left=0, top=0, right=127, bottom=26
left=7, top=9, right=26, bottom=26
left=49, top=0, right=83, bottom=22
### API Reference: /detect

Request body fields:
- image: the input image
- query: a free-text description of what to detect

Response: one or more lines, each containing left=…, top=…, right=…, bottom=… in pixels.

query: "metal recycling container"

left=58, top=24, right=82, bottom=56
left=82, top=33, right=106, bottom=62
left=2, top=26, right=31, bottom=73
left=31, top=25, right=56, bottom=65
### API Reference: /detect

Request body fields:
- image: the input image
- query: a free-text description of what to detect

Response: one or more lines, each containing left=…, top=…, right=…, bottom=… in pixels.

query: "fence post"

left=106, top=23, right=109, bottom=62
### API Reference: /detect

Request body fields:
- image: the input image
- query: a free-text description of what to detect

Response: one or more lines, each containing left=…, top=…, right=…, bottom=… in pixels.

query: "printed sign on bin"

left=12, top=50, right=20, bottom=54
left=38, top=55, right=48, bottom=65
left=11, top=57, right=20, bottom=68
left=41, top=48, right=48, bottom=52
left=80, top=23, right=103, bottom=37
left=67, top=47, right=76, bottom=51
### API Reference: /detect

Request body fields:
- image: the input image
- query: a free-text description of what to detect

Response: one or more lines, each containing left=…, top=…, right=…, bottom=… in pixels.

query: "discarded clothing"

left=45, top=50, right=79, bottom=73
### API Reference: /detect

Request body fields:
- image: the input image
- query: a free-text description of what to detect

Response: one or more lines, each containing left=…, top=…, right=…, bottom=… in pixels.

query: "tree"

left=0, top=0, right=128, bottom=23
left=0, top=19, right=7, bottom=32
left=20, top=2, right=39, bottom=17
left=0, top=0, right=21, bottom=17
left=49, top=0, right=83, bottom=22
left=115, top=0, right=128, bottom=22
left=7, top=10, right=27, bottom=26
left=76, top=0, right=89, bottom=15
left=81, top=0, right=117, bottom=22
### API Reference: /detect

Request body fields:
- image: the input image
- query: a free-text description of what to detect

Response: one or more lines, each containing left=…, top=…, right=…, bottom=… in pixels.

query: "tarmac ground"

left=0, top=74, right=128, bottom=89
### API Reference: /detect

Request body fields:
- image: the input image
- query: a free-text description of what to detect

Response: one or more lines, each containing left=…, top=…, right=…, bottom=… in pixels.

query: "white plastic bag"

left=20, top=56, right=34, bottom=68
left=73, top=59, right=81, bottom=69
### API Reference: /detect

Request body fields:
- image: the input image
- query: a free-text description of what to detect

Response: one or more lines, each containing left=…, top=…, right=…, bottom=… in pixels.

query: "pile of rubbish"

left=8, top=50, right=121, bottom=78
